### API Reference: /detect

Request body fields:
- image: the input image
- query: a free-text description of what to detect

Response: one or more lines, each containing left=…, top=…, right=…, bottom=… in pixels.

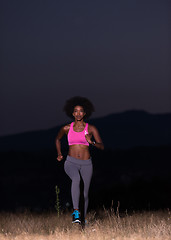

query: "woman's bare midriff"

left=68, top=145, right=90, bottom=160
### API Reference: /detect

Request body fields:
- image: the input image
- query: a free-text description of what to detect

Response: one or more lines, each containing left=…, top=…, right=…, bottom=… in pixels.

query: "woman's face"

left=72, top=105, right=86, bottom=121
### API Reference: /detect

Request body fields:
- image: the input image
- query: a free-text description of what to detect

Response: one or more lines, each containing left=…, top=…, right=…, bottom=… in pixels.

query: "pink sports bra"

left=68, top=122, right=89, bottom=146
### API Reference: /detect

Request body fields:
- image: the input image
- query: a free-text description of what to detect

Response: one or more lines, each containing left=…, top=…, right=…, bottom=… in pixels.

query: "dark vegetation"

left=1, top=145, right=171, bottom=212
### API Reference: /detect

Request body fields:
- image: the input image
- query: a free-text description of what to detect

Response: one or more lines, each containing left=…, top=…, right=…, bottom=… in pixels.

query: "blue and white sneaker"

left=72, top=210, right=81, bottom=223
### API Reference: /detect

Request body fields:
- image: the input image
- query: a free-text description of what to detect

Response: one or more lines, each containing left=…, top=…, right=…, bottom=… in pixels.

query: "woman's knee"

left=72, top=174, right=80, bottom=182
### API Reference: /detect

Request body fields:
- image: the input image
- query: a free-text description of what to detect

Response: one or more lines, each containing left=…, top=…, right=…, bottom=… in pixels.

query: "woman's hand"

left=86, top=125, right=104, bottom=150
left=85, top=133, right=93, bottom=145
left=57, top=154, right=63, bottom=161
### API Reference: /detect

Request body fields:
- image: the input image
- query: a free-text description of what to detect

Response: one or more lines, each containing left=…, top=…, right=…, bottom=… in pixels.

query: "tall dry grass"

left=0, top=209, right=171, bottom=240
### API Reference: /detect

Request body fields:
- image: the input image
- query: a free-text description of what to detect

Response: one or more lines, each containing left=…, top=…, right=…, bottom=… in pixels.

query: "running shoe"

left=72, top=210, right=81, bottom=223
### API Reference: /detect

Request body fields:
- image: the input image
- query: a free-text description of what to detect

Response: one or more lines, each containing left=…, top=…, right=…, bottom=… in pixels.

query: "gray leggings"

left=64, top=155, right=93, bottom=216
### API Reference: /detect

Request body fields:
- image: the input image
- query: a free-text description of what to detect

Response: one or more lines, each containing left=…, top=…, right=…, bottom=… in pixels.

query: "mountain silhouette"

left=0, top=110, right=171, bottom=152
left=1, top=110, right=171, bottom=211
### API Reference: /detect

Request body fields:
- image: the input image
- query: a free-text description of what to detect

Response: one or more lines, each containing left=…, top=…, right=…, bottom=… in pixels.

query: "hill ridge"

left=0, top=110, right=171, bottom=151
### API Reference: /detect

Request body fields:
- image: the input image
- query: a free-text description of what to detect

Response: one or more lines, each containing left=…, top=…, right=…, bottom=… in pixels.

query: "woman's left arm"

left=86, top=125, right=104, bottom=150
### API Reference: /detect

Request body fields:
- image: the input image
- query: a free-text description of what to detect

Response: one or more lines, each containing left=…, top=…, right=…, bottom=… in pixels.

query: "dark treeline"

left=1, top=145, right=171, bottom=212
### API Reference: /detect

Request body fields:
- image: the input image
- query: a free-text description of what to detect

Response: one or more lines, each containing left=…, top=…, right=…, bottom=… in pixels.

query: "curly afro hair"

left=63, top=96, right=95, bottom=119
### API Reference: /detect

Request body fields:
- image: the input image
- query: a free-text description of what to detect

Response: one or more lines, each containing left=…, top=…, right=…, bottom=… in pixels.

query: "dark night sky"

left=1, top=0, right=171, bottom=137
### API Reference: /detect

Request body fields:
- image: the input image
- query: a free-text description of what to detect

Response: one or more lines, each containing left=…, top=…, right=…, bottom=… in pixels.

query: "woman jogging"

left=56, top=96, right=104, bottom=224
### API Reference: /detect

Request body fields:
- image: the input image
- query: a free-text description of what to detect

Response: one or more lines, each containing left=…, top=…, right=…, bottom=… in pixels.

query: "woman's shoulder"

left=87, top=123, right=97, bottom=132
left=63, top=123, right=72, bottom=132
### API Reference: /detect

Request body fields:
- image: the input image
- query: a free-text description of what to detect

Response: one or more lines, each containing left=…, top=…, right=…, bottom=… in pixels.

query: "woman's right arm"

left=55, top=125, right=68, bottom=161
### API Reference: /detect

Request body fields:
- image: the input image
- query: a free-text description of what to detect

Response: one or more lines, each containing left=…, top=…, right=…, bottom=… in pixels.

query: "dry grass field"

left=0, top=209, right=171, bottom=240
